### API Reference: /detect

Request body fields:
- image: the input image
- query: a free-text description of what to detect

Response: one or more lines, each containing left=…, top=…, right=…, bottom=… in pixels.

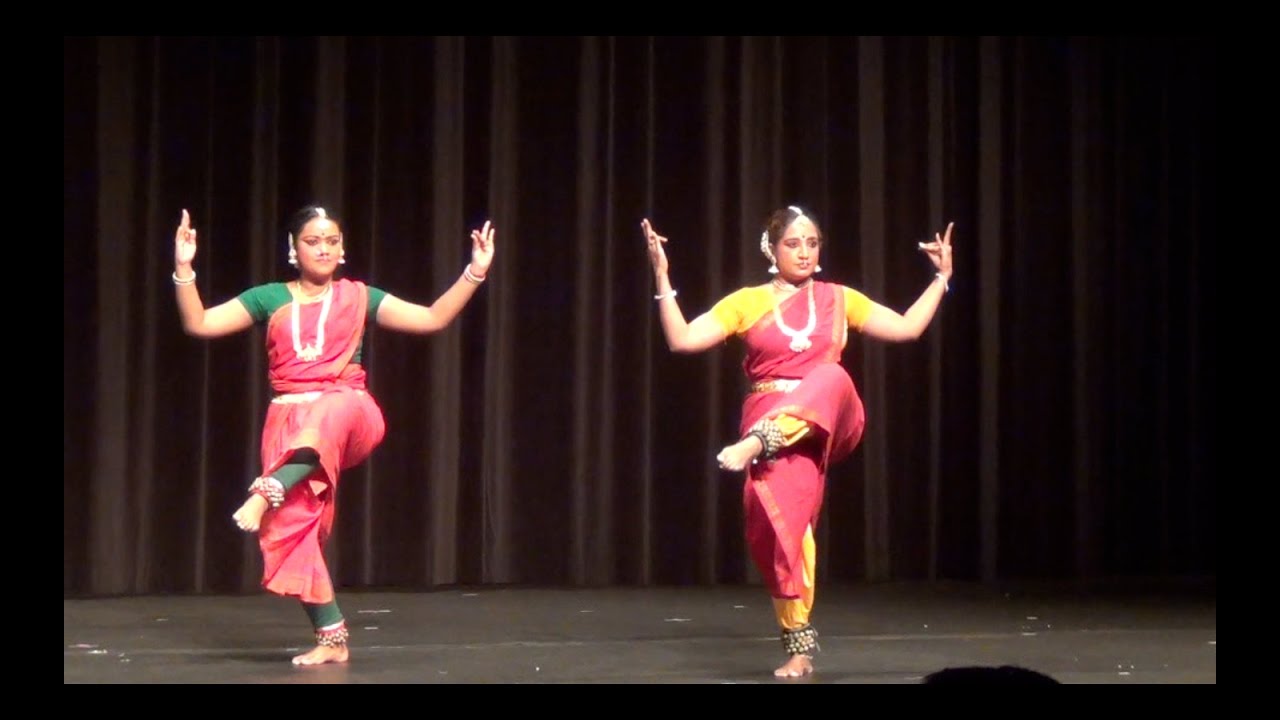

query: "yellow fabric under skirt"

left=772, top=523, right=816, bottom=630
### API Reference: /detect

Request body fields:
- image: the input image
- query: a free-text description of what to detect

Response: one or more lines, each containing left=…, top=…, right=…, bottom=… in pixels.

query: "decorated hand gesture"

left=641, top=218, right=669, bottom=276
left=917, top=221, right=954, bottom=279
left=469, top=220, right=495, bottom=277
left=174, top=209, right=198, bottom=268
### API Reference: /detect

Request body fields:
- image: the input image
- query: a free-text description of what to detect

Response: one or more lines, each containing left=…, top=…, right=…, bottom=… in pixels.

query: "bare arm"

left=172, top=209, right=255, bottom=338
left=859, top=221, right=955, bottom=343
left=375, top=278, right=483, bottom=334
left=643, top=218, right=727, bottom=353
left=375, top=220, right=496, bottom=335
left=860, top=280, right=948, bottom=342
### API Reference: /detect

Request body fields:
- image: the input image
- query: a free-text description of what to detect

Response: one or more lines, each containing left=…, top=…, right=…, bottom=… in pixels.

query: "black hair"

left=287, top=204, right=343, bottom=242
left=762, top=204, right=823, bottom=247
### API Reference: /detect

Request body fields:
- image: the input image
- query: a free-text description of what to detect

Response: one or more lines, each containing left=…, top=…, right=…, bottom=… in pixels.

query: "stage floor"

left=64, top=580, right=1215, bottom=684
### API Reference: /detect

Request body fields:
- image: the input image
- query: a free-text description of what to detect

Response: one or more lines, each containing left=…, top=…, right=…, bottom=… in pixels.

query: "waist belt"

left=271, top=391, right=324, bottom=404
left=751, top=379, right=801, bottom=395
left=271, top=389, right=366, bottom=404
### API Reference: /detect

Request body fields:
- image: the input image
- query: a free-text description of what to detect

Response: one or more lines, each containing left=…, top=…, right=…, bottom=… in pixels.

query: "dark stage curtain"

left=64, top=36, right=1214, bottom=596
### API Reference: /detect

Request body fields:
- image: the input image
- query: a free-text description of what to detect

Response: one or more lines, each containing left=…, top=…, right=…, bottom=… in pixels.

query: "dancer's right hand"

left=174, top=209, right=198, bottom=268
left=641, top=218, right=669, bottom=275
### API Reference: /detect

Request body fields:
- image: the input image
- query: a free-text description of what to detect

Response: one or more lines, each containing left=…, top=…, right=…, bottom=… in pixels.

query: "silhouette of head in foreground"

left=923, top=665, right=1061, bottom=685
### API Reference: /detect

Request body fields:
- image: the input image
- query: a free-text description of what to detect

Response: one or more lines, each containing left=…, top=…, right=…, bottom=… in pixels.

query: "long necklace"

left=291, top=281, right=333, bottom=362
left=772, top=278, right=816, bottom=352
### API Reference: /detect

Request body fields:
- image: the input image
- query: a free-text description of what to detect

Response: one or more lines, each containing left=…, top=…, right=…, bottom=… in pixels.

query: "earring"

left=338, top=252, right=346, bottom=265
left=760, top=231, right=779, bottom=274
left=815, top=265, right=822, bottom=273
left=287, top=233, right=298, bottom=266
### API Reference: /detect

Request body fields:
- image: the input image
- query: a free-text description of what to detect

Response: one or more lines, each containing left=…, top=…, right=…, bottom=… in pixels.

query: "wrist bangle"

left=463, top=265, right=486, bottom=285
left=935, top=273, right=949, bottom=293
left=172, top=271, right=196, bottom=285
left=654, top=289, right=678, bottom=301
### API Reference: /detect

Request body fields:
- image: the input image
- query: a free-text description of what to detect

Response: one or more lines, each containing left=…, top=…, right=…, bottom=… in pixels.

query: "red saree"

left=256, top=278, right=386, bottom=603
left=739, top=281, right=865, bottom=599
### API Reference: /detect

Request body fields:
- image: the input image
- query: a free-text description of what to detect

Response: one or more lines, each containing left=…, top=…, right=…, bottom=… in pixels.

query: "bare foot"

left=291, top=644, right=349, bottom=666
left=716, top=435, right=764, bottom=471
left=232, top=494, right=269, bottom=533
left=773, top=654, right=814, bottom=678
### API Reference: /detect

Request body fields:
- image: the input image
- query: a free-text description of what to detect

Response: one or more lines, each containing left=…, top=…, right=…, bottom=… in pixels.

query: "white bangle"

left=935, top=273, right=949, bottom=293
left=654, top=289, right=678, bottom=301
left=463, top=265, right=486, bottom=285
left=172, top=271, right=196, bottom=285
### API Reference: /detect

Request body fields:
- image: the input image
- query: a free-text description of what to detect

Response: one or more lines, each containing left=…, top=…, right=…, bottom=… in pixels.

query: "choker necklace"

left=771, top=277, right=813, bottom=292
left=773, top=280, right=816, bottom=352
left=292, top=281, right=333, bottom=362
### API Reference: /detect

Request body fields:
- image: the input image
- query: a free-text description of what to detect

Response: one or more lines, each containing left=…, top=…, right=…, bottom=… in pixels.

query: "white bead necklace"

left=771, top=278, right=816, bottom=352
left=291, top=281, right=333, bottom=362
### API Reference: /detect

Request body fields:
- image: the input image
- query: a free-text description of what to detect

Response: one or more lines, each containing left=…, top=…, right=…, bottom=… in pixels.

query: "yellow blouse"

left=709, top=284, right=873, bottom=337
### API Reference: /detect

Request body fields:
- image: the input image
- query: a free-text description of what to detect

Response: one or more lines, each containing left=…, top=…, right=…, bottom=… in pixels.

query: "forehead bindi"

left=300, top=218, right=341, bottom=239
left=782, top=218, right=820, bottom=242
